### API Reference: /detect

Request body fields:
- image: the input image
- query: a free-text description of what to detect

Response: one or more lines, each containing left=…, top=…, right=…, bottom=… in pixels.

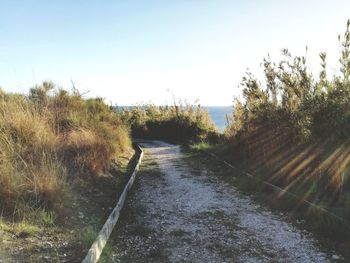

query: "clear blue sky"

left=1, top=0, right=350, bottom=105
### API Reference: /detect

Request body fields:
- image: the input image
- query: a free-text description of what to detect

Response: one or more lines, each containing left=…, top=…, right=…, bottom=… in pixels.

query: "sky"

left=1, top=0, right=350, bottom=106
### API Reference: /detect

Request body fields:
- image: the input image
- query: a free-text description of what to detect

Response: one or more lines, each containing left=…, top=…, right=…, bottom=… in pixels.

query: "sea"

left=204, top=106, right=232, bottom=132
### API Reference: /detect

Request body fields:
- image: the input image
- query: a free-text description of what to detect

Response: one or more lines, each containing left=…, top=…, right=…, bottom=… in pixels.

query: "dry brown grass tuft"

left=0, top=84, right=132, bottom=221
left=60, top=128, right=113, bottom=175
left=0, top=97, right=66, bottom=218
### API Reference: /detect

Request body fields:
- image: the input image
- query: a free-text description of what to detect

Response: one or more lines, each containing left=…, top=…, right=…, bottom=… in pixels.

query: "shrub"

left=223, top=20, right=350, bottom=222
left=0, top=83, right=132, bottom=220
left=121, top=103, right=219, bottom=144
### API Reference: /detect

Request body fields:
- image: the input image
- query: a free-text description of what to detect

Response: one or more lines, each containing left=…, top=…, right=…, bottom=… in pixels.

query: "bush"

left=0, top=83, right=132, bottom=220
left=121, top=103, right=219, bottom=144
left=225, top=20, right=350, bottom=143
left=223, top=19, right=350, bottom=222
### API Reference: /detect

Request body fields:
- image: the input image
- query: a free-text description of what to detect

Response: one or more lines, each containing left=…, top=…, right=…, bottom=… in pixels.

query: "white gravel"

left=112, top=140, right=343, bottom=263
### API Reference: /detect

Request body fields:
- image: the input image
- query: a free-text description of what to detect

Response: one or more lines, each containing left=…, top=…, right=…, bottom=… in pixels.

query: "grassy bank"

left=0, top=82, right=134, bottom=261
left=194, top=21, right=350, bottom=239
left=191, top=20, right=350, bottom=241
left=0, top=149, right=138, bottom=262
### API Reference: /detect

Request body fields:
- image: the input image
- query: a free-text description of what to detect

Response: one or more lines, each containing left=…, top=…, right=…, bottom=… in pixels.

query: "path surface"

left=110, top=141, right=343, bottom=262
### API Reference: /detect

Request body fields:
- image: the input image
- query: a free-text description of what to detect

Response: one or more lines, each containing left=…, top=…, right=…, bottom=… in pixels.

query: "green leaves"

left=227, top=19, right=350, bottom=142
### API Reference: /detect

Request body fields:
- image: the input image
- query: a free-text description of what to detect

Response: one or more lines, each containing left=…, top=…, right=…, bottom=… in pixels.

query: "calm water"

left=205, top=106, right=232, bottom=132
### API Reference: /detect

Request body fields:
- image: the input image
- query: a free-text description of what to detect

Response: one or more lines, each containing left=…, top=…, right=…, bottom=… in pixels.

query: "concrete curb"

left=82, top=145, right=144, bottom=263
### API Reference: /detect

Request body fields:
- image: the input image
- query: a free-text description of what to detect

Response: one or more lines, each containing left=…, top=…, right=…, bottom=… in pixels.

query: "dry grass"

left=60, top=128, right=113, bottom=175
left=0, top=83, right=132, bottom=223
left=0, top=97, right=66, bottom=219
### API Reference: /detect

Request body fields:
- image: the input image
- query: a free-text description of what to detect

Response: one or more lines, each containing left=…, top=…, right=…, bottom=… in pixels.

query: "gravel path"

left=110, top=141, right=343, bottom=262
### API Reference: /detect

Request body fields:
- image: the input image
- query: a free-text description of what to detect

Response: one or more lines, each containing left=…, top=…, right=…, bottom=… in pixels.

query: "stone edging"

left=82, top=145, right=144, bottom=263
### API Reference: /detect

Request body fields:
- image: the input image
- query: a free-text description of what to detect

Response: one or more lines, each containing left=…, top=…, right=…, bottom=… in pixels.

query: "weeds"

left=121, top=103, right=220, bottom=144
left=189, top=142, right=212, bottom=151
left=0, top=83, right=132, bottom=226
left=81, top=225, right=99, bottom=247
left=41, top=211, right=56, bottom=227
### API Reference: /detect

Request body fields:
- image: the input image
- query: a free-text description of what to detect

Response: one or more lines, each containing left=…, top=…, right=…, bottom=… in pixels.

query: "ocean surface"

left=204, top=106, right=232, bottom=132
left=117, top=106, right=232, bottom=132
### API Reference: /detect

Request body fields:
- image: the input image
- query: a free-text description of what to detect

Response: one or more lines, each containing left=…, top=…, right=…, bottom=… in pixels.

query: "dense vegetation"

left=121, top=103, right=220, bottom=144
left=223, top=20, right=350, bottom=228
left=0, top=82, right=131, bottom=222
left=0, top=82, right=219, bottom=228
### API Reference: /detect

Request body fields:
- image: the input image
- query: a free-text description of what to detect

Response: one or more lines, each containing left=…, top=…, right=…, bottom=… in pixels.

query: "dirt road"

left=109, top=141, right=344, bottom=262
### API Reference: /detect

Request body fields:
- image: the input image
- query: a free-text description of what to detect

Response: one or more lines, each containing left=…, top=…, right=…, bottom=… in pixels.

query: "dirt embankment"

left=0, top=151, right=135, bottom=263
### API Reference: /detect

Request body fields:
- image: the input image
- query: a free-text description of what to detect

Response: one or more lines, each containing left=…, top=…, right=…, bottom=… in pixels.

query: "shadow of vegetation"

left=218, top=123, right=350, bottom=240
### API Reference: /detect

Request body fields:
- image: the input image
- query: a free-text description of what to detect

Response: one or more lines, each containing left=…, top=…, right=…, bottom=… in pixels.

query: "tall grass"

left=0, top=83, right=132, bottom=221
left=121, top=103, right=220, bottom=144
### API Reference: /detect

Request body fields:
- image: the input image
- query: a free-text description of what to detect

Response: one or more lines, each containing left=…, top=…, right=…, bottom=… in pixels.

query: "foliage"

left=0, top=83, right=132, bottom=220
left=226, top=20, right=350, bottom=142
left=223, top=20, right=350, bottom=222
left=121, top=103, right=220, bottom=144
